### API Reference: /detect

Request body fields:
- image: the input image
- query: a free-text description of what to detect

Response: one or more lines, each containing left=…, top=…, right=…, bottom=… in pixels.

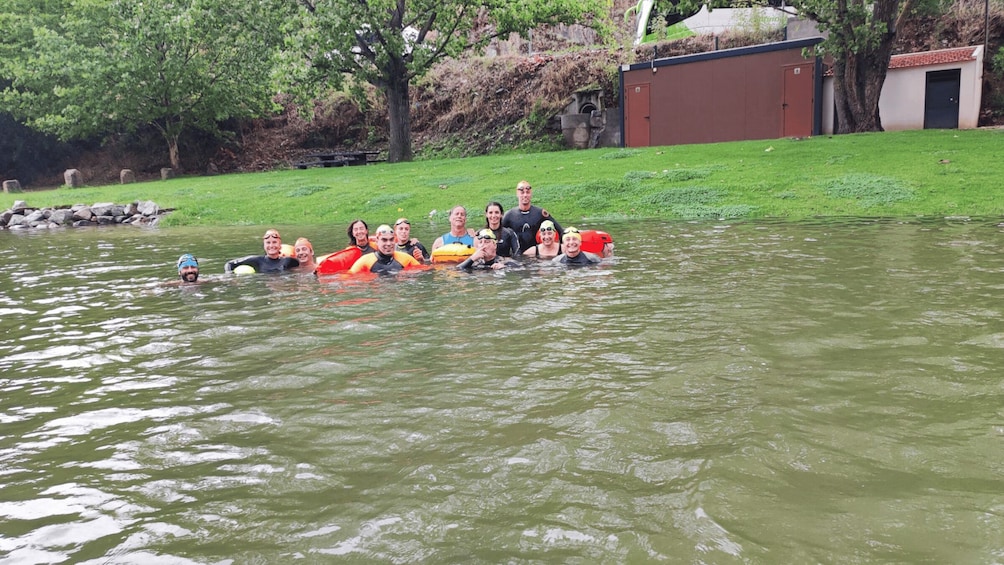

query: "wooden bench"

left=295, top=151, right=382, bottom=169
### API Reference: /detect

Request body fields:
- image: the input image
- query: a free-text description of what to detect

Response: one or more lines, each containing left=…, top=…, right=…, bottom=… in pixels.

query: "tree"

left=792, top=0, right=918, bottom=132
left=290, top=0, right=611, bottom=163
left=0, top=0, right=288, bottom=171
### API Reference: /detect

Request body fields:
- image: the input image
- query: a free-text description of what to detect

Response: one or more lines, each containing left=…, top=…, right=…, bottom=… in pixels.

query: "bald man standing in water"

left=502, top=180, right=563, bottom=253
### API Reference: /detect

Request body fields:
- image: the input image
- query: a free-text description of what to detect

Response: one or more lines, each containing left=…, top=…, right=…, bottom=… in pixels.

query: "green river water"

left=1, top=218, right=1002, bottom=563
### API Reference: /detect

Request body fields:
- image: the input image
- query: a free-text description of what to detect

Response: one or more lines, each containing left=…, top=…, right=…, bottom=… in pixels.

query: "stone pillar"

left=2, top=180, right=21, bottom=193
left=120, top=169, right=136, bottom=184
left=64, top=169, right=83, bottom=188
left=160, top=168, right=175, bottom=180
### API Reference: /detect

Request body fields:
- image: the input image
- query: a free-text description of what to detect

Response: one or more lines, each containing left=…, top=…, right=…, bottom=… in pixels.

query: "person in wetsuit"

left=349, top=224, right=422, bottom=274
left=432, top=205, right=477, bottom=250
left=293, top=237, right=317, bottom=273
left=521, top=219, right=562, bottom=259
left=502, top=180, right=563, bottom=253
left=457, top=229, right=508, bottom=271
left=347, top=219, right=377, bottom=254
left=224, top=229, right=300, bottom=273
left=177, top=253, right=200, bottom=283
left=483, top=201, right=521, bottom=258
left=553, top=227, right=601, bottom=266
left=394, top=217, right=429, bottom=262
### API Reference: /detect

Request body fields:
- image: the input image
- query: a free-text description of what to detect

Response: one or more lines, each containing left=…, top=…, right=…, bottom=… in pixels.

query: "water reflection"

left=0, top=219, right=1002, bottom=563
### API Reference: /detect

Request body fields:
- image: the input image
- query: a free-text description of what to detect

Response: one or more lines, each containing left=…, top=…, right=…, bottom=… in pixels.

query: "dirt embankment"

left=64, top=3, right=1004, bottom=184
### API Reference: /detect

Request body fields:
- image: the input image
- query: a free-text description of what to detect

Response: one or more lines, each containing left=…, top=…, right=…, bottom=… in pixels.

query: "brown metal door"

left=625, top=83, right=651, bottom=147
left=782, top=64, right=813, bottom=137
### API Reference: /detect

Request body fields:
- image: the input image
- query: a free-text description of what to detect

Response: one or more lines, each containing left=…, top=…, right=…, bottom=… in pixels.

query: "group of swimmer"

left=175, top=180, right=613, bottom=283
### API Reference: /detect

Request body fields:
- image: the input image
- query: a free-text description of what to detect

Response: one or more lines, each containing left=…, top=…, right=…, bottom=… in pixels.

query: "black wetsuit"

left=354, top=243, right=377, bottom=255
left=553, top=252, right=600, bottom=265
left=396, top=240, right=430, bottom=261
left=487, top=226, right=522, bottom=258
left=457, top=256, right=505, bottom=271
left=351, top=251, right=418, bottom=274
left=502, top=206, right=562, bottom=253
left=225, top=255, right=299, bottom=273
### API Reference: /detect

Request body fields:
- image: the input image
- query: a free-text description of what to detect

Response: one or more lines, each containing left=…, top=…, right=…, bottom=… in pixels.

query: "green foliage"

left=731, top=1, right=787, bottom=41
left=0, top=0, right=289, bottom=170
left=993, top=47, right=1004, bottom=78
left=290, top=0, right=611, bottom=162
left=820, top=173, right=914, bottom=207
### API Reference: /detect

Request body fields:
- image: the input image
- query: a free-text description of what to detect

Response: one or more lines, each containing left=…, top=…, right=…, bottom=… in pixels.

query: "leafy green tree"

left=289, top=0, right=611, bottom=163
left=0, top=0, right=288, bottom=171
left=786, top=0, right=918, bottom=132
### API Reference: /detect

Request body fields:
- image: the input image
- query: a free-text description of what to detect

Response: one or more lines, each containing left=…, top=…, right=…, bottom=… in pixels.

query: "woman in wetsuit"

left=483, top=201, right=521, bottom=258
left=521, top=220, right=562, bottom=259
left=347, top=219, right=376, bottom=254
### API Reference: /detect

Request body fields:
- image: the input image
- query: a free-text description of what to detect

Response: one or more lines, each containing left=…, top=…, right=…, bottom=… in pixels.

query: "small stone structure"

left=558, top=88, right=621, bottom=149
left=64, top=169, right=84, bottom=188
left=3, top=180, right=22, bottom=193
left=161, top=168, right=175, bottom=180
left=120, top=169, right=136, bottom=184
left=0, top=200, right=169, bottom=229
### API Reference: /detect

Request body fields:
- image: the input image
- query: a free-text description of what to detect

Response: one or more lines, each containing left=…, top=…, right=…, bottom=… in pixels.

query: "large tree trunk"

left=830, top=0, right=901, bottom=133
left=167, top=134, right=182, bottom=171
left=385, top=71, right=413, bottom=163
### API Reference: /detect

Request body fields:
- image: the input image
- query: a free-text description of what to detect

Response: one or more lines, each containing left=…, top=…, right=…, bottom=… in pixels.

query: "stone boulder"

left=64, top=169, right=83, bottom=188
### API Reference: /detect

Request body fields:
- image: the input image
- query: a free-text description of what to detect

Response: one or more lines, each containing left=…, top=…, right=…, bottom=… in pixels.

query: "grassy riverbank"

left=4, top=129, right=1003, bottom=226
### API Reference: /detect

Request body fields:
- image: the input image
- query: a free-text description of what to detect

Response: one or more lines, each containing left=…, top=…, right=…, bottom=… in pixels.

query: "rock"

left=64, top=169, right=84, bottom=188
left=49, top=209, right=74, bottom=225
left=3, top=180, right=22, bottom=193
left=137, top=200, right=159, bottom=216
left=90, top=202, right=115, bottom=217
left=120, top=169, right=136, bottom=184
left=24, top=210, right=45, bottom=224
left=161, top=168, right=175, bottom=180
left=1, top=199, right=168, bottom=230
left=72, top=207, right=94, bottom=222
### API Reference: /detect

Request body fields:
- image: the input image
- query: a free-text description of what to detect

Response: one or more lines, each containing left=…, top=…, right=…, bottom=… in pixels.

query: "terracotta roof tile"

left=889, top=46, right=977, bottom=69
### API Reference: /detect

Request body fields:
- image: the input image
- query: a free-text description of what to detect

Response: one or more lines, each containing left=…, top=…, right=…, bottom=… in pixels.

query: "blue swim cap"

left=177, top=253, right=199, bottom=272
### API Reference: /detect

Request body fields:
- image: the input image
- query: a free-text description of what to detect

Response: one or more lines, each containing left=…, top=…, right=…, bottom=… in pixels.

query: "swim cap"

left=539, top=220, right=556, bottom=231
left=294, top=237, right=313, bottom=253
left=263, top=229, right=280, bottom=240
left=375, top=224, right=394, bottom=235
left=177, top=253, right=199, bottom=272
left=562, top=227, right=582, bottom=242
left=476, top=229, right=496, bottom=240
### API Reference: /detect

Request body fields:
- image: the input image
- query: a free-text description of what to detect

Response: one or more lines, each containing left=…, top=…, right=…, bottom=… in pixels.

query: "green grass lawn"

left=4, top=129, right=1003, bottom=227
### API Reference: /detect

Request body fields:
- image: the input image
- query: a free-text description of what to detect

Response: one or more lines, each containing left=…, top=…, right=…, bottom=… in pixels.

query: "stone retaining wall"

left=1, top=200, right=169, bottom=229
